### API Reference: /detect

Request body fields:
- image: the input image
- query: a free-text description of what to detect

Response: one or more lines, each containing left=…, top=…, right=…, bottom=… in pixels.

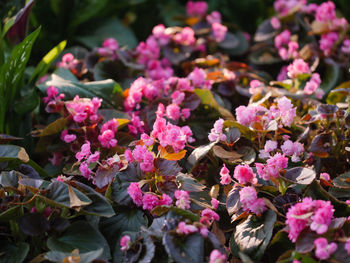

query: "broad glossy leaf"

left=30, top=40, right=67, bottom=83
left=283, top=167, right=316, bottom=185
left=230, top=210, right=277, bottom=260
left=41, top=181, right=92, bottom=209
left=320, top=58, right=341, bottom=95
left=37, top=68, right=122, bottom=108
left=0, top=145, right=29, bottom=163
left=218, top=31, right=249, bottom=56
left=100, top=208, right=147, bottom=261
left=176, top=173, right=206, bottom=192
left=194, top=89, right=219, bottom=109
left=254, top=19, right=277, bottom=42
left=38, top=117, right=67, bottom=137
left=47, top=221, right=111, bottom=260
left=187, top=141, right=217, bottom=167
left=309, top=132, right=332, bottom=158
left=76, top=17, right=137, bottom=49
left=45, top=248, right=103, bottom=263
left=154, top=158, right=182, bottom=178
left=151, top=206, right=200, bottom=222
left=163, top=232, right=204, bottom=263
left=0, top=242, right=29, bottom=263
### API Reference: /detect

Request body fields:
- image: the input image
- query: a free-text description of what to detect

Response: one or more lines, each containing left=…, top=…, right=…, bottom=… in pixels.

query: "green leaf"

left=176, top=173, right=206, bottom=192
left=69, top=0, right=109, bottom=28
left=45, top=248, right=104, bottom=263
left=73, top=181, right=115, bottom=217
left=282, top=167, right=316, bottom=185
left=0, top=27, right=40, bottom=132
left=76, top=17, right=137, bottom=49
left=151, top=206, right=200, bottom=222
left=230, top=210, right=277, bottom=261
left=194, top=89, right=219, bottom=109
left=40, top=181, right=92, bottom=209
left=39, top=117, right=67, bottom=137
left=47, top=221, right=111, bottom=260
left=0, top=145, right=29, bottom=163
left=111, top=163, right=145, bottom=206
left=37, top=68, right=121, bottom=108
left=320, top=58, right=341, bottom=95
left=0, top=242, right=29, bottom=263
left=30, top=40, right=67, bottom=83
left=163, top=232, right=204, bottom=263
left=0, top=205, right=21, bottom=222
left=14, top=88, right=39, bottom=115
left=218, top=31, right=249, bottom=56
left=187, top=141, right=217, bottom=167
left=100, top=207, right=148, bottom=262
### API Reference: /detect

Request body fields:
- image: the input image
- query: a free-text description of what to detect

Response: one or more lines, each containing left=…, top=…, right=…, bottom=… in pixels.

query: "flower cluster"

left=286, top=197, right=334, bottom=242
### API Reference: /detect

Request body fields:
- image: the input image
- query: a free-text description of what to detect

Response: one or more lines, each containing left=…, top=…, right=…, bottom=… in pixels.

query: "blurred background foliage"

left=1, top=0, right=350, bottom=64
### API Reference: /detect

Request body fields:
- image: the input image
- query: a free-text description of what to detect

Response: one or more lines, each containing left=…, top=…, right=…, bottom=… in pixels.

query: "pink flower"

left=249, top=80, right=263, bottom=95
left=87, top=151, right=100, bottom=163
left=186, top=1, right=208, bottom=16
left=43, top=86, right=59, bottom=103
left=152, top=24, right=171, bottom=45
left=209, top=249, right=226, bottom=263
left=320, top=32, right=338, bottom=56
left=314, top=237, right=337, bottom=260
left=166, top=104, right=181, bottom=121
left=57, top=53, right=79, bottom=70
left=158, top=194, right=172, bottom=206
left=315, top=1, right=336, bottom=22
left=219, top=164, right=232, bottom=185
left=120, top=235, right=131, bottom=251
left=208, top=118, right=227, bottom=142
left=286, top=198, right=334, bottom=242
left=175, top=190, right=190, bottom=209
left=60, top=130, right=76, bottom=143
left=287, top=59, right=310, bottom=79
left=281, top=140, right=304, bottom=162
left=211, top=198, right=220, bottom=209
left=101, top=119, right=119, bottom=133
left=276, top=96, right=296, bottom=127
left=304, top=73, right=321, bottom=95
left=200, top=227, right=209, bottom=237
left=136, top=36, right=160, bottom=65
left=233, top=165, right=257, bottom=185
left=310, top=201, right=334, bottom=234
left=212, top=23, right=227, bottom=42
left=98, top=38, right=119, bottom=58
left=124, top=149, right=134, bottom=162
left=235, top=105, right=259, bottom=126
left=274, top=0, right=307, bottom=16
left=174, top=27, right=196, bottom=46
left=270, top=17, right=281, bottom=29
left=207, top=11, right=221, bottom=24
left=124, top=77, right=146, bottom=111
left=181, top=108, right=191, bottom=120
left=188, top=67, right=207, bottom=87
left=98, top=129, right=117, bottom=148
left=142, top=193, right=159, bottom=211
left=341, top=39, right=350, bottom=53
left=79, top=161, right=92, bottom=179
left=56, top=175, right=66, bottom=182
left=200, top=208, right=220, bottom=225
left=265, top=140, right=278, bottom=152
left=176, top=222, right=198, bottom=235
left=345, top=238, right=350, bottom=255
left=320, top=173, right=330, bottom=181
left=274, top=30, right=291, bottom=49
left=141, top=133, right=154, bottom=146
left=75, top=141, right=91, bottom=162
left=171, top=91, right=185, bottom=105
left=128, top=182, right=143, bottom=207
left=237, top=186, right=266, bottom=215
left=66, top=96, right=101, bottom=123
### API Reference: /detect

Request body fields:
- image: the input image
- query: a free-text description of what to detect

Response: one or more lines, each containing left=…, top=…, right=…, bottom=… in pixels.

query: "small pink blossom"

left=79, top=161, right=92, bottom=179
left=274, top=30, right=291, bottom=49
left=60, top=130, right=76, bottom=143
left=207, top=11, right=221, bottom=24
left=166, top=104, right=181, bottom=121
left=200, top=208, right=220, bottom=225
left=314, top=237, right=337, bottom=260
left=75, top=141, right=91, bottom=162
left=270, top=17, right=281, bottom=29
left=208, top=118, right=226, bottom=142
left=249, top=80, right=263, bottom=95
left=174, top=27, right=196, bottom=46
left=152, top=24, right=171, bottom=45
left=287, top=59, right=310, bottom=79
left=142, top=193, right=159, bottom=211
left=176, top=222, right=198, bottom=235
left=320, top=173, right=330, bottom=181
left=128, top=182, right=143, bottom=207
left=141, top=133, right=154, bottom=146
left=158, top=194, right=172, bottom=206
left=98, top=129, right=117, bottom=149
left=209, top=249, right=226, bottom=263
left=188, top=67, right=206, bottom=87
left=239, top=187, right=266, bottom=215
left=345, top=238, right=350, bottom=255
left=175, top=190, right=190, bottom=209
left=233, top=165, right=257, bottom=185
left=186, top=1, right=208, bottom=16
left=212, top=23, right=227, bottom=42
left=120, top=235, right=131, bottom=251
left=211, top=198, right=219, bottom=209
left=320, top=32, right=338, bottom=56
left=219, top=164, right=231, bottom=185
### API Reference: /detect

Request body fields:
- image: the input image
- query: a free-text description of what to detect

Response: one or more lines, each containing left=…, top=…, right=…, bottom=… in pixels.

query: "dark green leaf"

left=230, top=210, right=277, bottom=261
left=45, top=248, right=103, bottom=263
left=47, top=221, right=111, bottom=260
left=19, top=212, right=50, bottom=236
left=283, top=167, right=316, bottom=185
left=0, top=242, right=29, bottom=263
